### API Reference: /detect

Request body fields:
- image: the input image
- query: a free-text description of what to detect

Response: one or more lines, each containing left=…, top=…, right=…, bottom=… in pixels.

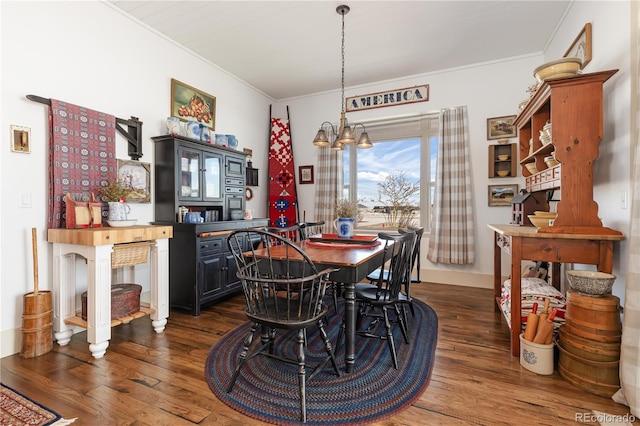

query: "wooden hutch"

left=489, top=70, right=625, bottom=356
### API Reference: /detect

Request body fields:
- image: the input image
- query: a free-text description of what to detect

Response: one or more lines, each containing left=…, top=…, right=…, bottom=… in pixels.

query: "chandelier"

left=312, top=5, right=372, bottom=150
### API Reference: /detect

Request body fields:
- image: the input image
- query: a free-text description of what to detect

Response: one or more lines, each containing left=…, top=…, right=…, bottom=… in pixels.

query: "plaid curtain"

left=313, top=146, right=343, bottom=234
left=427, top=106, right=475, bottom=264
left=617, top=9, right=640, bottom=415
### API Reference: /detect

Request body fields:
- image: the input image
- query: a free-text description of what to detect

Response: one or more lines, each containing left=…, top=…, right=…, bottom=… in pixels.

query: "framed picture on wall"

left=564, top=22, right=592, bottom=69
left=488, top=184, right=518, bottom=206
left=487, top=115, right=517, bottom=140
left=299, top=165, right=314, bottom=184
left=10, top=125, right=31, bottom=154
left=117, top=159, right=151, bottom=203
left=170, top=78, right=216, bottom=130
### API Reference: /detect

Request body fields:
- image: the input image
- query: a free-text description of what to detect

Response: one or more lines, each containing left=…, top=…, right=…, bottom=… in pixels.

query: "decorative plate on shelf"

left=107, top=219, right=137, bottom=227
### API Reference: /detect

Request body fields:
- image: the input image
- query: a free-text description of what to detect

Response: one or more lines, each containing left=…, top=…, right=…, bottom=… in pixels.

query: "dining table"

left=248, top=236, right=386, bottom=373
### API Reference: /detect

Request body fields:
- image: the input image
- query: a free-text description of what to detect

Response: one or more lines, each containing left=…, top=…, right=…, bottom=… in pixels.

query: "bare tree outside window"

left=377, top=171, right=420, bottom=228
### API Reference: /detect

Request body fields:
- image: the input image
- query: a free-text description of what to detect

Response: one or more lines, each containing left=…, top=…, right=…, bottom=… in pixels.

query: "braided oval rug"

left=205, top=298, right=438, bottom=425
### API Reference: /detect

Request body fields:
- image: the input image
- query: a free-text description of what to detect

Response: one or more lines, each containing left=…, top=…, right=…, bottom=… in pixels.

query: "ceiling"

left=107, top=1, right=571, bottom=100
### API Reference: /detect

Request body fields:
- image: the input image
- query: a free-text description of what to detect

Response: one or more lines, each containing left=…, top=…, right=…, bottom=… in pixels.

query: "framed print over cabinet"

left=564, top=23, right=592, bottom=69
left=487, top=115, right=517, bottom=140
left=117, top=159, right=151, bottom=203
left=488, top=184, right=518, bottom=207
left=170, top=78, right=216, bottom=130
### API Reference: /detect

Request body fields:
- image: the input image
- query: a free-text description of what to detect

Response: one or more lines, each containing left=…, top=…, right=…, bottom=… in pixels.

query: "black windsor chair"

left=298, top=221, right=326, bottom=240
left=366, top=225, right=423, bottom=286
left=298, top=221, right=342, bottom=312
left=226, top=229, right=340, bottom=423
left=338, top=231, right=413, bottom=369
left=264, top=224, right=303, bottom=244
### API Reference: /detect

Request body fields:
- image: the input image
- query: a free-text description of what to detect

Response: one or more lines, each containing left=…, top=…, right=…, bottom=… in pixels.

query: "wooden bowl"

left=497, top=154, right=509, bottom=161
left=528, top=215, right=550, bottom=229
left=496, top=170, right=509, bottom=177
left=534, top=57, right=582, bottom=83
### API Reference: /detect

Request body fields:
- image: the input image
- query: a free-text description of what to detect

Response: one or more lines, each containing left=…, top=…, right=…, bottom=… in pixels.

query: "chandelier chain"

left=341, top=9, right=345, bottom=113
left=311, top=5, right=372, bottom=149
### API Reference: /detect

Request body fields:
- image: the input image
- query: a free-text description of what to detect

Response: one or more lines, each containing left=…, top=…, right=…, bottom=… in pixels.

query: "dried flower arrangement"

left=335, top=199, right=357, bottom=218
left=97, top=177, right=132, bottom=202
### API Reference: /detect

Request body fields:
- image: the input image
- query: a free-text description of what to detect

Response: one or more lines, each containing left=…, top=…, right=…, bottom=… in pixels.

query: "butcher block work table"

left=487, top=224, right=623, bottom=357
left=48, top=225, right=173, bottom=358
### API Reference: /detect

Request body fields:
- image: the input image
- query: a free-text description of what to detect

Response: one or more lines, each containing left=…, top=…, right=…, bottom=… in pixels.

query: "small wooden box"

left=81, top=283, right=142, bottom=320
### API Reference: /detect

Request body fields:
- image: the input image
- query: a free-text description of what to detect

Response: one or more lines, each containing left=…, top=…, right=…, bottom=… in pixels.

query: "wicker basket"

left=111, top=241, right=154, bottom=269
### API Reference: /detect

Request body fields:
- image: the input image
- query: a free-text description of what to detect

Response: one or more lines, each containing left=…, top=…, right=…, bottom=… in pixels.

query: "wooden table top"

left=487, top=224, right=624, bottom=241
left=252, top=239, right=386, bottom=268
left=48, top=225, right=173, bottom=246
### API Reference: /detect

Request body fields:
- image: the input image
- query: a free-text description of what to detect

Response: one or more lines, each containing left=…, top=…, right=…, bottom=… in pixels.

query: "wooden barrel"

left=20, top=291, right=53, bottom=358
left=557, top=341, right=620, bottom=398
left=558, top=326, right=620, bottom=362
left=564, top=290, right=621, bottom=342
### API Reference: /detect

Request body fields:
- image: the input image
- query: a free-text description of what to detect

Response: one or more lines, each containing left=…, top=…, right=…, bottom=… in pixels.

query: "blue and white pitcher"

left=107, top=202, right=130, bottom=221
left=333, top=217, right=355, bottom=238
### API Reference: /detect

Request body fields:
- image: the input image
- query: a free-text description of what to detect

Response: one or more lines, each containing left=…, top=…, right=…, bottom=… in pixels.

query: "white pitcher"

left=333, top=217, right=355, bottom=238
left=107, top=202, right=130, bottom=221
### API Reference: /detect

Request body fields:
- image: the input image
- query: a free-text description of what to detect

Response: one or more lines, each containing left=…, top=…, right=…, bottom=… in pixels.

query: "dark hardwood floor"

left=1, top=282, right=635, bottom=425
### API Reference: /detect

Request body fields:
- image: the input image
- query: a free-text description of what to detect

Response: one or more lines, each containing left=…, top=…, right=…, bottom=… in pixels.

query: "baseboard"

left=416, top=268, right=500, bottom=289
left=1, top=290, right=153, bottom=359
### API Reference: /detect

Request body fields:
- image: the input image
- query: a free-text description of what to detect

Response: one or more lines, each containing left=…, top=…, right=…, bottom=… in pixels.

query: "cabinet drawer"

left=521, top=238, right=602, bottom=264
left=225, top=178, right=245, bottom=186
left=225, top=186, right=245, bottom=194
left=199, top=238, right=224, bottom=255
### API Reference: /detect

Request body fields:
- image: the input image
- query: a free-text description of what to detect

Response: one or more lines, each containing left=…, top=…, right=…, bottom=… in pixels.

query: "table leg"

left=86, top=244, right=113, bottom=358
left=493, top=232, right=502, bottom=312
left=343, top=281, right=356, bottom=373
left=150, top=238, right=169, bottom=332
left=51, top=246, right=75, bottom=346
left=510, top=237, right=522, bottom=357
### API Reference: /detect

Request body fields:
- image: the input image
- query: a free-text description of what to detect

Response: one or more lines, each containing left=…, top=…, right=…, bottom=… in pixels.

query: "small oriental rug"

left=205, top=298, right=438, bottom=425
left=1, top=383, right=76, bottom=425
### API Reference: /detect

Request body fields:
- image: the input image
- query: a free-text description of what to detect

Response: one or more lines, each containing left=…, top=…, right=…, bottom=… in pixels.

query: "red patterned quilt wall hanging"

left=268, top=117, right=298, bottom=228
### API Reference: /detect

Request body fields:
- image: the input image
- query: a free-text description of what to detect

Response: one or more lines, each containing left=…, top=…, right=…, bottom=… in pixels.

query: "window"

left=343, top=115, right=439, bottom=231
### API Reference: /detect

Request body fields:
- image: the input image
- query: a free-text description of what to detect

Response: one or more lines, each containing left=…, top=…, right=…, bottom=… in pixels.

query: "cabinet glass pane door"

left=203, top=154, right=221, bottom=199
left=180, top=150, right=200, bottom=198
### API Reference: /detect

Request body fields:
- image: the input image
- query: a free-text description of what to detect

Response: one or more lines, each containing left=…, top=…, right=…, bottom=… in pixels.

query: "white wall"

left=274, top=2, right=632, bottom=294
left=0, top=1, right=273, bottom=357
left=0, top=1, right=633, bottom=357
left=276, top=56, right=541, bottom=287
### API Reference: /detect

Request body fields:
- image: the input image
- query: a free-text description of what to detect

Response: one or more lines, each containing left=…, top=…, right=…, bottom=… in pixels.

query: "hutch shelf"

left=513, top=69, right=622, bottom=236
left=490, top=69, right=625, bottom=356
